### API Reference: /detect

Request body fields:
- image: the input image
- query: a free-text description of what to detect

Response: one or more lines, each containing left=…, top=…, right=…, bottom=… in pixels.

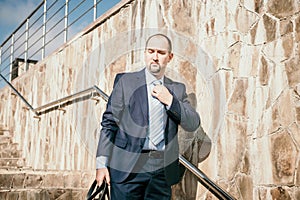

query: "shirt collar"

left=145, top=67, right=164, bottom=85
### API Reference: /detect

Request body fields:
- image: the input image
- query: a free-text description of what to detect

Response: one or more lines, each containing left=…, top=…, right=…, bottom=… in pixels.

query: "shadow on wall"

left=172, top=92, right=212, bottom=200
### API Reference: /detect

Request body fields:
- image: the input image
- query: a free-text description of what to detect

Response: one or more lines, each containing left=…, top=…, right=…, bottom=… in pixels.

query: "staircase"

left=0, top=127, right=25, bottom=169
left=0, top=125, right=93, bottom=200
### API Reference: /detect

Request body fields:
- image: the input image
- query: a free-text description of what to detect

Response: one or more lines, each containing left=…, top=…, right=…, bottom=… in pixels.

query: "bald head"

left=145, top=34, right=172, bottom=53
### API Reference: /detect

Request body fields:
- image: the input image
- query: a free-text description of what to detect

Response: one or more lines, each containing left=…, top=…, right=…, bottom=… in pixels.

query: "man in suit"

left=96, top=33, right=201, bottom=199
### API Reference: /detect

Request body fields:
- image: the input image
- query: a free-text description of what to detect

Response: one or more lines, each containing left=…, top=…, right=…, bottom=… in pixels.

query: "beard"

left=149, top=63, right=161, bottom=73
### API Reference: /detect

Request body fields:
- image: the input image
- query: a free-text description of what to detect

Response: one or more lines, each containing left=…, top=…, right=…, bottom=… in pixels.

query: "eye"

left=158, top=50, right=167, bottom=55
left=147, top=49, right=154, bottom=53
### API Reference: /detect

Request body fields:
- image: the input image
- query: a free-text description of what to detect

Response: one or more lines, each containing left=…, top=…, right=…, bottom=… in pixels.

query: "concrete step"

left=0, top=130, right=10, bottom=137
left=0, top=188, right=87, bottom=200
left=0, top=142, right=21, bottom=159
left=0, top=127, right=11, bottom=137
left=0, top=136, right=12, bottom=144
left=0, top=170, right=94, bottom=200
left=0, top=158, right=25, bottom=169
left=0, top=150, right=22, bottom=159
left=0, top=143, right=19, bottom=151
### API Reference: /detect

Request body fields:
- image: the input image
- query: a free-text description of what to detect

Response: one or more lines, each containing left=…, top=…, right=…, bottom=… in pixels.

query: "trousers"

left=110, top=153, right=171, bottom=200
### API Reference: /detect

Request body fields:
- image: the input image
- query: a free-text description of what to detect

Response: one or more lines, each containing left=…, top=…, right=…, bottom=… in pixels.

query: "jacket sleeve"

left=96, top=73, right=124, bottom=157
left=166, top=84, right=200, bottom=132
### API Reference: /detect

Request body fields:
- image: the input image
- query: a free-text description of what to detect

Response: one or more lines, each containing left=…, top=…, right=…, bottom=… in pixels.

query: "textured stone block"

left=270, top=187, right=292, bottom=200
left=63, top=172, right=81, bottom=188
left=236, top=175, right=253, bottom=200
left=236, top=6, right=258, bottom=34
left=0, top=174, right=13, bottom=189
left=6, top=191, right=19, bottom=200
left=24, top=174, right=43, bottom=188
left=171, top=0, right=195, bottom=35
left=259, top=56, right=270, bottom=86
left=271, top=131, right=297, bottom=184
left=11, top=173, right=25, bottom=189
left=69, top=190, right=84, bottom=200
left=263, top=14, right=277, bottom=43
left=228, top=79, right=248, bottom=116
left=81, top=172, right=94, bottom=188
left=280, top=19, right=293, bottom=36
left=295, top=15, right=300, bottom=41
left=47, top=189, right=67, bottom=199
left=267, top=0, right=296, bottom=18
left=0, top=158, right=25, bottom=168
left=285, top=58, right=300, bottom=87
left=43, top=173, right=64, bottom=188
left=0, top=192, right=7, bottom=200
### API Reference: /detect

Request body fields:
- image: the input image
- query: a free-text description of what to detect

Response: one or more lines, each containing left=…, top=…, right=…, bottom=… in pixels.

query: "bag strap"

left=86, top=180, right=109, bottom=200
left=103, top=182, right=110, bottom=200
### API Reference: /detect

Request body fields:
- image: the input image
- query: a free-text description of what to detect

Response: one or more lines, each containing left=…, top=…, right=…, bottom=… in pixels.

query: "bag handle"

left=86, top=180, right=109, bottom=200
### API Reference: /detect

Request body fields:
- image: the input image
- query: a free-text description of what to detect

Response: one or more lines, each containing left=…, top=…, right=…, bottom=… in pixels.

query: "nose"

left=153, top=52, right=158, bottom=61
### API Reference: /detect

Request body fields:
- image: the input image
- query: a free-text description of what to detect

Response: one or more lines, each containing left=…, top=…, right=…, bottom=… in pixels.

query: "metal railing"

left=0, top=74, right=236, bottom=200
left=0, top=0, right=121, bottom=88
left=179, top=155, right=236, bottom=200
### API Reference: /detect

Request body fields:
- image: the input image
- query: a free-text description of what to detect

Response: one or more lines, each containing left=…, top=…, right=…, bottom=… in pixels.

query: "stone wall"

left=0, top=0, right=299, bottom=199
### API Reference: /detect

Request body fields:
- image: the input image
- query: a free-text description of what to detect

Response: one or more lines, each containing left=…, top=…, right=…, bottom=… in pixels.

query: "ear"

left=168, top=53, right=174, bottom=61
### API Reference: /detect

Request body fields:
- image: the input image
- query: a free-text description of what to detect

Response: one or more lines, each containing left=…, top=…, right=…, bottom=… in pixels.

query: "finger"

left=152, top=87, right=158, bottom=94
left=96, top=178, right=103, bottom=186
left=96, top=170, right=104, bottom=186
left=153, top=86, right=163, bottom=94
left=151, top=90, right=157, bottom=96
left=105, top=172, right=111, bottom=185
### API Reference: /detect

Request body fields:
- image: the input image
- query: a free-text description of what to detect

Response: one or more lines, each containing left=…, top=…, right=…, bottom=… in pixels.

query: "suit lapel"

left=133, top=69, right=149, bottom=126
left=163, top=76, right=174, bottom=123
left=163, top=76, right=174, bottom=94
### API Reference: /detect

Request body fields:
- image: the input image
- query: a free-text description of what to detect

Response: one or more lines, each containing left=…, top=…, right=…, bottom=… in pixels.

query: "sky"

left=0, top=0, right=42, bottom=44
left=0, top=0, right=121, bottom=45
left=0, top=0, right=120, bottom=88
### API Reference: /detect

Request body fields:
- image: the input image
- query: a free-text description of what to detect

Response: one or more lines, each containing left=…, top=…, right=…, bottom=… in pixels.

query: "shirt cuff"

left=96, top=156, right=109, bottom=169
left=166, top=98, right=173, bottom=110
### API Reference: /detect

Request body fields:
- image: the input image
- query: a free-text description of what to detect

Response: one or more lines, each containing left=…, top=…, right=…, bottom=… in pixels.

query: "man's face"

left=144, top=36, right=173, bottom=79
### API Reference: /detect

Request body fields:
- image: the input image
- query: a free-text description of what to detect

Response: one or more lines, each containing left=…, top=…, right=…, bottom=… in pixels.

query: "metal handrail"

left=0, top=0, right=122, bottom=86
left=0, top=73, right=106, bottom=116
left=179, top=155, right=236, bottom=200
left=0, top=73, right=236, bottom=199
left=33, top=85, right=107, bottom=115
left=0, top=73, right=38, bottom=116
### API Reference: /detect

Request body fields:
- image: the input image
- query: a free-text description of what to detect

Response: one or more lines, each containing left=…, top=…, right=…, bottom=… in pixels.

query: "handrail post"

left=10, top=34, right=15, bottom=81
left=0, top=46, right=2, bottom=66
left=42, top=0, right=47, bottom=60
left=93, top=0, right=97, bottom=21
left=25, top=18, right=30, bottom=71
left=64, top=0, right=69, bottom=43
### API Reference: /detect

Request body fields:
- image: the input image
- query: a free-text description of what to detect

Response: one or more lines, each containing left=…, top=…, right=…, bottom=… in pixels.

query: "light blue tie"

left=149, top=80, right=164, bottom=145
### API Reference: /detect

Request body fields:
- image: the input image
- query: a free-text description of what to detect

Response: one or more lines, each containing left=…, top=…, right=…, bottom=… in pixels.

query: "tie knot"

left=152, top=80, right=162, bottom=86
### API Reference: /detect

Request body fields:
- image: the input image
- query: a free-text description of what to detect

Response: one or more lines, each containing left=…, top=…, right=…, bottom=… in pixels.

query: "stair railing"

left=0, top=73, right=37, bottom=115
left=0, top=73, right=236, bottom=200
left=0, top=0, right=131, bottom=88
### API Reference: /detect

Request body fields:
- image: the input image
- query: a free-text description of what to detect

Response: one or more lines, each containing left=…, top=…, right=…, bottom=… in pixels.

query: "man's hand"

left=96, top=168, right=110, bottom=186
left=152, top=85, right=173, bottom=106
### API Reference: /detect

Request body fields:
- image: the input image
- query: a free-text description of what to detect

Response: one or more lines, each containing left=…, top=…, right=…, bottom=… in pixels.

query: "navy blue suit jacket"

left=96, top=68, right=200, bottom=185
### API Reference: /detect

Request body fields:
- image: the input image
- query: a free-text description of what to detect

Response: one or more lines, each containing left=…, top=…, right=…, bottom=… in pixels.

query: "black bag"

left=86, top=180, right=110, bottom=200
